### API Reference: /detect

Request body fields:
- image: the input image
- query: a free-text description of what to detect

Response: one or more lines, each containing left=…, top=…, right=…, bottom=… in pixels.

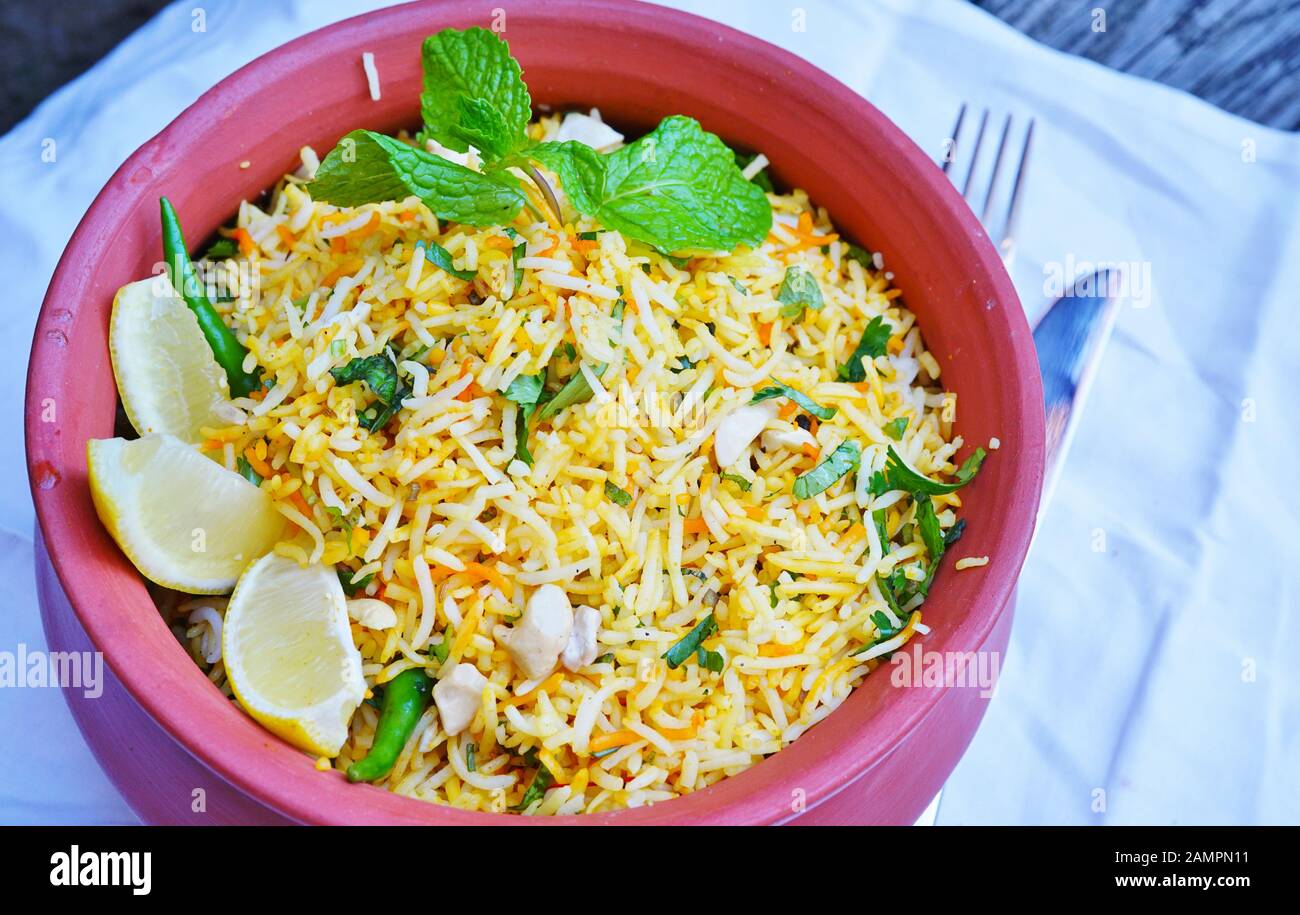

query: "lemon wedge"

left=109, top=277, right=233, bottom=443
left=223, top=553, right=365, bottom=757
left=87, top=434, right=284, bottom=593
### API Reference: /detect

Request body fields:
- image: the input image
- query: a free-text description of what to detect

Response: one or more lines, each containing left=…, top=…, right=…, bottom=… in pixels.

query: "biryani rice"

left=158, top=114, right=972, bottom=815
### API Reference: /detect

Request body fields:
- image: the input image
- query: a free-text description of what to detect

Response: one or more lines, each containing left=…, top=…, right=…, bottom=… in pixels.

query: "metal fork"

left=942, top=104, right=1034, bottom=266
left=940, top=105, right=1123, bottom=511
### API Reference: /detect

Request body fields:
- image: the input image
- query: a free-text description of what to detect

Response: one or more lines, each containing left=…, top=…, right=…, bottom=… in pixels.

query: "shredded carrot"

left=199, top=439, right=223, bottom=452
left=482, top=235, right=513, bottom=251
left=504, top=671, right=564, bottom=707
left=570, top=235, right=598, bottom=253
left=757, top=321, right=773, bottom=346
left=274, top=224, right=296, bottom=247
left=802, top=443, right=821, bottom=462
left=450, top=598, right=484, bottom=659
left=323, top=257, right=362, bottom=286
left=887, top=335, right=905, bottom=355
left=242, top=448, right=273, bottom=480
left=853, top=381, right=871, bottom=393
left=759, top=642, right=800, bottom=658
left=233, top=228, right=256, bottom=258
left=744, top=504, right=765, bottom=520
left=840, top=523, right=866, bottom=548
left=588, top=730, right=641, bottom=754
left=329, top=236, right=349, bottom=254
left=343, top=211, right=380, bottom=242
left=463, top=561, right=514, bottom=599
left=288, top=490, right=312, bottom=518
left=656, top=722, right=698, bottom=741
left=535, top=237, right=558, bottom=257
left=778, top=399, right=798, bottom=421
left=682, top=516, right=709, bottom=535
left=455, top=358, right=477, bottom=401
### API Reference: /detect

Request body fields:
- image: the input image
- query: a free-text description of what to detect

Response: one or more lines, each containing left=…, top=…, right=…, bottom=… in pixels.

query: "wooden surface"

left=972, top=0, right=1300, bottom=129
left=1, top=1, right=1297, bottom=132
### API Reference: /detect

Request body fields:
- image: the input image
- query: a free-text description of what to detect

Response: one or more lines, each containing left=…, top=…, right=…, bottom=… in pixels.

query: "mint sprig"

left=309, top=29, right=772, bottom=256
left=308, top=129, right=526, bottom=226
left=419, top=27, right=532, bottom=161
left=533, top=116, right=771, bottom=252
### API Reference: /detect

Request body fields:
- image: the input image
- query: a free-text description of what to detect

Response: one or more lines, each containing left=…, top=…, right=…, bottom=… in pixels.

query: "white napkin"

left=1, top=0, right=1295, bottom=824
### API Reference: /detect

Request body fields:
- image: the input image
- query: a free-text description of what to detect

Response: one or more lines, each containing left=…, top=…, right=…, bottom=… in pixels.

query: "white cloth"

left=1, top=0, right=1295, bottom=824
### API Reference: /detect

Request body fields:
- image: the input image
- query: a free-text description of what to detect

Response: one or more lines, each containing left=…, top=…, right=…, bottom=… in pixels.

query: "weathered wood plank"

left=972, top=0, right=1300, bottom=129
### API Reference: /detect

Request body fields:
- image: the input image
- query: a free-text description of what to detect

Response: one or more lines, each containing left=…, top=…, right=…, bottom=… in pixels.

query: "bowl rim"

left=25, top=0, right=1043, bottom=825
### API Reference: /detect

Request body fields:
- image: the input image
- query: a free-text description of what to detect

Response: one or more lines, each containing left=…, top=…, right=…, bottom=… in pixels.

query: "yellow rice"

left=158, top=116, right=970, bottom=815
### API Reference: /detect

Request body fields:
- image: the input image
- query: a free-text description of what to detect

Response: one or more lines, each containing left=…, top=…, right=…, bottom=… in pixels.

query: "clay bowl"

left=26, top=0, right=1043, bottom=824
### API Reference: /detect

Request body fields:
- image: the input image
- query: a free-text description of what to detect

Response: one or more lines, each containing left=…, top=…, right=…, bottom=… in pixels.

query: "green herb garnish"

left=330, top=353, right=400, bottom=403
left=532, top=115, right=771, bottom=253
left=837, top=315, right=892, bottom=382
left=884, top=416, right=909, bottom=440
left=663, top=613, right=718, bottom=669
left=869, top=445, right=987, bottom=496
left=428, top=634, right=451, bottom=664
left=309, top=129, right=527, bottom=226
left=750, top=382, right=836, bottom=421
left=338, top=567, right=374, bottom=596
left=510, top=762, right=556, bottom=811
left=201, top=237, right=239, bottom=260
left=310, top=28, right=771, bottom=255
left=417, top=239, right=476, bottom=281
left=792, top=440, right=861, bottom=500
left=720, top=472, right=753, bottom=492
left=604, top=480, right=633, bottom=506
left=236, top=456, right=263, bottom=486
left=776, top=265, right=823, bottom=320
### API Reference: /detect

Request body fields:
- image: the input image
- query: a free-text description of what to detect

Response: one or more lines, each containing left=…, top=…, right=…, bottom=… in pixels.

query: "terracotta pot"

left=26, top=0, right=1043, bottom=825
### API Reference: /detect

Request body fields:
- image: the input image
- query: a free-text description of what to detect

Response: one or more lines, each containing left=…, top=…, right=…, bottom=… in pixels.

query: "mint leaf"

left=535, top=300, right=624, bottom=422
left=844, top=243, right=877, bottom=270
left=201, top=237, right=239, bottom=260
left=331, top=353, right=399, bottom=403
left=777, top=265, right=823, bottom=320
left=884, top=416, right=909, bottom=440
left=236, top=456, right=262, bottom=486
left=604, top=480, right=633, bottom=506
left=837, top=315, right=892, bottom=382
left=502, top=371, right=546, bottom=406
left=533, top=116, right=771, bottom=253
left=792, top=441, right=861, bottom=500
left=720, top=472, right=752, bottom=492
left=420, top=27, right=531, bottom=160
left=663, top=613, right=718, bottom=669
left=750, top=383, right=837, bottom=421
left=338, top=567, right=374, bottom=596
left=309, top=129, right=526, bottom=226
left=417, top=239, right=476, bottom=281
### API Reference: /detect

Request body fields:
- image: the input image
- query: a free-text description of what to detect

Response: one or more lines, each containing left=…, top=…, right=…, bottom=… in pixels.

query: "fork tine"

left=980, top=114, right=1012, bottom=225
left=997, top=118, right=1035, bottom=248
left=959, top=108, right=989, bottom=198
left=942, top=103, right=967, bottom=175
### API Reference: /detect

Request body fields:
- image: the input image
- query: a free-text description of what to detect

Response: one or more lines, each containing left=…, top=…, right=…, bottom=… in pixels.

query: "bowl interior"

left=26, top=0, right=1043, bottom=824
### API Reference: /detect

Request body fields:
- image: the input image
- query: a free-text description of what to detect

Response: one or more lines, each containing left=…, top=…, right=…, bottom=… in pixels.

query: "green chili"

left=159, top=197, right=262, bottom=396
left=346, top=668, right=432, bottom=783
